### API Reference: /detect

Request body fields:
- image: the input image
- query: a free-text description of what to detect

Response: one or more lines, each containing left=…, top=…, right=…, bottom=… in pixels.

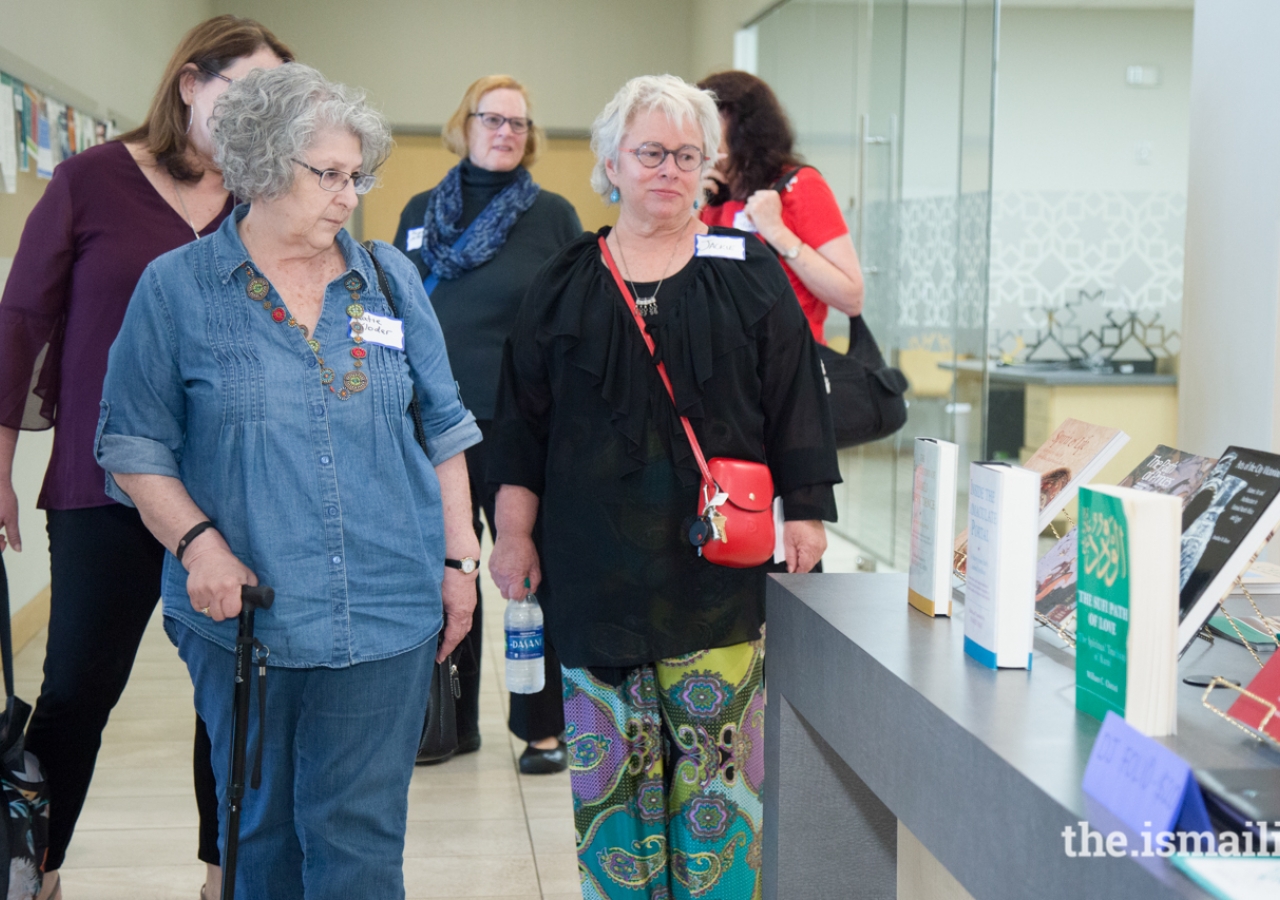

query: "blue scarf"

left=420, top=163, right=540, bottom=281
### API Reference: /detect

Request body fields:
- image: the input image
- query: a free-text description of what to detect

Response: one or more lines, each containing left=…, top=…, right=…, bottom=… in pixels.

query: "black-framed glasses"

left=469, top=112, right=532, bottom=134
left=628, top=142, right=706, bottom=172
left=292, top=159, right=376, bottom=195
left=196, top=62, right=233, bottom=84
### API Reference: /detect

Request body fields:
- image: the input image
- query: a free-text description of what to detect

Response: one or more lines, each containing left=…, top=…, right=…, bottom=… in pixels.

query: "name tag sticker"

left=732, top=210, right=758, bottom=233
left=695, top=234, right=747, bottom=260
left=405, top=227, right=424, bottom=251
left=351, top=312, right=404, bottom=351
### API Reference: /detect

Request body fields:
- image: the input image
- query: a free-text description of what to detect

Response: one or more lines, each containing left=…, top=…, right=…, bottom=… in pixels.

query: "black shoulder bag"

left=0, top=554, right=49, bottom=899
left=772, top=167, right=909, bottom=448
left=363, top=241, right=463, bottom=764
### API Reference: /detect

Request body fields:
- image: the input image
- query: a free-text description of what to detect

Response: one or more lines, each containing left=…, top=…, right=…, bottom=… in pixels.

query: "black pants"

left=463, top=421, right=564, bottom=743
left=26, top=506, right=220, bottom=869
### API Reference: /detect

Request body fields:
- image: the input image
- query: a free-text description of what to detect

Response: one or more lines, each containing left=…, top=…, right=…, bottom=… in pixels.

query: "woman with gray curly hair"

left=95, top=63, right=481, bottom=898
left=488, top=74, right=839, bottom=899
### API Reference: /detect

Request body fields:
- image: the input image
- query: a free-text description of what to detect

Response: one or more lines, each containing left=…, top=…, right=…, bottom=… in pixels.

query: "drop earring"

left=609, top=185, right=620, bottom=204
left=693, top=197, right=701, bottom=210
left=186, top=106, right=194, bottom=135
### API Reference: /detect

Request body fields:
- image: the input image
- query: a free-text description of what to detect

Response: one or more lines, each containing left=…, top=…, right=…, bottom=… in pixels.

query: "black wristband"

left=175, top=520, right=215, bottom=563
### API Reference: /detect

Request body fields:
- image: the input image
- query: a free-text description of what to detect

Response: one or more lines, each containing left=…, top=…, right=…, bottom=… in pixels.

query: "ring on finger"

left=202, top=606, right=211, bottom=617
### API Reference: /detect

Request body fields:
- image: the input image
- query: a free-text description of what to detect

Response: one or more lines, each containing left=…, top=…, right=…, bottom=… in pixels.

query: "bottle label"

left=505, top=627, right=544, bottom=660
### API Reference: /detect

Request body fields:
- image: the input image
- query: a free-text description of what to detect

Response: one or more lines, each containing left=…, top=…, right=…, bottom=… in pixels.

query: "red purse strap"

left=598, top=234, right=716, bottom=489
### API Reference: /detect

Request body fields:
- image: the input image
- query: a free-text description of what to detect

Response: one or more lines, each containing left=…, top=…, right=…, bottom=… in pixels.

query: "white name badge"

left=694, top=234, right=746, bottom=260
left=351, top=312, right=404, bottom=351
left=732, top=210, right=758, bottom=233
left=405, top=227, right=424, bottom=251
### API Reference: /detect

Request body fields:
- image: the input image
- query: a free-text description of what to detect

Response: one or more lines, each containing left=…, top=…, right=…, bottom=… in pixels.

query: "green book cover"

left=1076, top=487, right=1131, bottom=721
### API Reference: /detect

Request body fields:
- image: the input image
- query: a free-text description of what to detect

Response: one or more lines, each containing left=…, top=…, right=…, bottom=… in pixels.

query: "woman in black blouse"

left=488, top=74, right=838, bottom=900
left=393, top=75, right=580, bottom=773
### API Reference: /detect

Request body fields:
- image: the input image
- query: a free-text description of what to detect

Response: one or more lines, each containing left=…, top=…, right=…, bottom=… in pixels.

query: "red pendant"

left=271, top=307, right=286, bottom=323
left=350, top=346, right=367, bottom=359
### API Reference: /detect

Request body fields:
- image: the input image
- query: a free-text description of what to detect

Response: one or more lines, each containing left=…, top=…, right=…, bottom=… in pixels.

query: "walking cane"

left=221, top=584, right=274, bottom=900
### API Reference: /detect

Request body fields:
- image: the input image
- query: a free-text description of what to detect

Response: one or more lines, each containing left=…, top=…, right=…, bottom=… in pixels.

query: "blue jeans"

left=169, top=618, right=433, bottom=900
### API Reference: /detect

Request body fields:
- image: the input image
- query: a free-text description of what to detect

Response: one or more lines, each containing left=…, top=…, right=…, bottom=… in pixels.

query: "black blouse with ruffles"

left=488, top=226, right=841, bottom=670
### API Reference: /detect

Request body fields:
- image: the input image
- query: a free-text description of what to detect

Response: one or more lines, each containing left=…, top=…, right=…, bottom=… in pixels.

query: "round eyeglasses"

left=469, top=112, right=532, bottom=134
left=628, top=142, right=706, bottom=172
left=293, top=159, right=376, bottom=195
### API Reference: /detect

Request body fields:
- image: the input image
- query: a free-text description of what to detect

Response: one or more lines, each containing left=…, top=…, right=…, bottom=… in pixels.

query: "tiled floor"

left=16, top=530, right=865, bottom=899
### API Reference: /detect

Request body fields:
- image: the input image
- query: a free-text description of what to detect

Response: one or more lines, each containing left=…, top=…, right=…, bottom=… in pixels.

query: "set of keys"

left=688, top=490, right=729, bottom=551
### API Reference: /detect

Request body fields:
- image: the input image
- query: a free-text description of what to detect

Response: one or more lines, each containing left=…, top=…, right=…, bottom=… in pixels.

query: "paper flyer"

left=0, top=82, right=16, bottom=193
left=23, top=85, right=38, bottom=170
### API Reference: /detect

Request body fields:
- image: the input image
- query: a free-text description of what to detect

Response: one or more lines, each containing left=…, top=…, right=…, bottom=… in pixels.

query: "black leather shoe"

left=456, top=732, right=482, bottom=755
left=519, top=740, right=568, bottom=775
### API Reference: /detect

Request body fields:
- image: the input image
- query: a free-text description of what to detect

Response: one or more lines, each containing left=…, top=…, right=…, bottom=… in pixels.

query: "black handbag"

left=415, top=642, right=462, bottom=764
left=0, top=555, right=49, bottom=899
left=818, top=317, right=909, bottom=448
left=361, top=242, right=466, bottom=765
left=769, top=168, right=910, bottom=448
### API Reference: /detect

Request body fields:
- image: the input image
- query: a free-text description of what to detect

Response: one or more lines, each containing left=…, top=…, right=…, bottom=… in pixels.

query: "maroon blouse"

left=0, top=140, right=234, bottom=509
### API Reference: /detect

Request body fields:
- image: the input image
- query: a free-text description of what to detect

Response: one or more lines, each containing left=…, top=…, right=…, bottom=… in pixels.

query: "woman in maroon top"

left=0, top=16, right=290, bottom=899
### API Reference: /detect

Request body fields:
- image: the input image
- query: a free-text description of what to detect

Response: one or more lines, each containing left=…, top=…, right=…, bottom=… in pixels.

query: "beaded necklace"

left=244, top=263, right=370, bottom=399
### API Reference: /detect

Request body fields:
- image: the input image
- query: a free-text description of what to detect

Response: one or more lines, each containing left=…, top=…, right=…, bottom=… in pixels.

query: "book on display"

left=954, top=418, right=1129, bottom=575
left=1225, top=650, right=1280, bottom=743
left=908, top=438, right=959, bottom=617
left=1035, top=445, right=1217, bottom=636
left=1178, top=447, right=1280, bottom=654
left=1075, top=485, right=1181, bottom=736
left=963, top=462, right=1039, bottom=669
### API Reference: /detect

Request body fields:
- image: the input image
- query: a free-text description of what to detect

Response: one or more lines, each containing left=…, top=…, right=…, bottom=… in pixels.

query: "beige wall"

left=216, top=0, right=702, bottom=130
left=690, top=0, right=776, bottom=81
left=0, top=0, right=212, bottom=126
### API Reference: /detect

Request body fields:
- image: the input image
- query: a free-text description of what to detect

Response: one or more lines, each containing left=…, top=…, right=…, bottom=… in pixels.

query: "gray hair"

left=590, top=74, right=721, bottom=202
left=212, top=63, right=392, bottom=201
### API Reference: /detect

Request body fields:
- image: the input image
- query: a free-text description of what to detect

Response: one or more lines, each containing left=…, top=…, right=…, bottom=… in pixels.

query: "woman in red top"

left=697, top=71, right=864, bottom=344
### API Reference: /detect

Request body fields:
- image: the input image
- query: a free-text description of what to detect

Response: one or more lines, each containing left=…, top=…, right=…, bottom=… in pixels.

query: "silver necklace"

left=173, top=180, right=202, bottom=241
left=613, top=219, right=690, bottom=318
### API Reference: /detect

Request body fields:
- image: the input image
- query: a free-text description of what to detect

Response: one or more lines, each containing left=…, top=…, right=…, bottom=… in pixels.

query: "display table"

left=763, top=573, right=1279, bottom=900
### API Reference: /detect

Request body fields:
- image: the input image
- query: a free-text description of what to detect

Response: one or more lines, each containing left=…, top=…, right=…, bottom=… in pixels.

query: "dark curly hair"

left=697, top=71, right=803, bottom=200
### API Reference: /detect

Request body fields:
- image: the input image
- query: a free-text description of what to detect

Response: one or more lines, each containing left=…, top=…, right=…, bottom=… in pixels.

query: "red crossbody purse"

left=599, top=235, right=775, bottom=568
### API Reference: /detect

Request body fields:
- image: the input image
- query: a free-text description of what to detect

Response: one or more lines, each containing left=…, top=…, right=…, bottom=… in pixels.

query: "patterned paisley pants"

left=562, top=640, right=765, bottom=900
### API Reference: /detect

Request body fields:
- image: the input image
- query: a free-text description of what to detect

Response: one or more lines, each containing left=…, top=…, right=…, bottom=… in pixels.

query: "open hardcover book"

left=1035, top=445, right=1217, bottom=638
left=954, top=418, right=1128, bottom=576
left=1178, top=447, right=1280, bottom=654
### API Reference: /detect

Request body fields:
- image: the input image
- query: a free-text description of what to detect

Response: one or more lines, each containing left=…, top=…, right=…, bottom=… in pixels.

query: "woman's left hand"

left=782, top=519, right=827, bottom=574
left=743, top=189, right=787, bottom=243
left=438, top=567, right=478, bottom=662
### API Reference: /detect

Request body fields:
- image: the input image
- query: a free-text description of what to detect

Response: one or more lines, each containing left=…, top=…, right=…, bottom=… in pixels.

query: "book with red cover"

left=1227, top=650, right=1280, bottom=742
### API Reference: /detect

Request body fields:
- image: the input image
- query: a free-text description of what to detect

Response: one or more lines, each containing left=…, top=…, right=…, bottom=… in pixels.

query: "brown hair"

left=697, top=70, right=802, bottom=199
left=117, top=15, right=293, bottom=182
left=442, top=75, right=542, bottom=167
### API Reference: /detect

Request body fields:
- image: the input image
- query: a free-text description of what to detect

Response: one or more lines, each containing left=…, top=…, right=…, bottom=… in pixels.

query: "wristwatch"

left=445, top=556, right=479, bottom=574
left=780, top=241, right=803, bottom=260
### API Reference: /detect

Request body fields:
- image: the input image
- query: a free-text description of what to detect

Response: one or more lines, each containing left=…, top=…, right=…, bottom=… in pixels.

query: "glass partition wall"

left=748, top=0, right=1000, bottom=569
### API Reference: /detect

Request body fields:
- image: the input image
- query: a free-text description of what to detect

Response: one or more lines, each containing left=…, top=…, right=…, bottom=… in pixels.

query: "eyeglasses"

left=628, top=142, right=706, bottom=172
left=469, top=112, right=532, bottom=134
left=293, top=160, right=376, bottom=195
left=196, top=62, right=233, bottom=84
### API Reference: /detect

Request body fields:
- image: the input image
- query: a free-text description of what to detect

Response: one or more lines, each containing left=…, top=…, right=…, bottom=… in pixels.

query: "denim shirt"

left=95, top=206, right=481, bottom=668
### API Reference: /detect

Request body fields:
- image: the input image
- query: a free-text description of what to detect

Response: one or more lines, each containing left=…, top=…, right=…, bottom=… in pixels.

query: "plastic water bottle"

left=504, top=588, right=545, bottom=694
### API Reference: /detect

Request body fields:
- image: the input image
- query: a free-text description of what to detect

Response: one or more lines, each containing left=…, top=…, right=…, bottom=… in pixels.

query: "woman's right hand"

left=0, top=479, right=21, bottom=553
left=183, top=528, right=258, bottom=622
left=490, top=533, right=541, bottom=600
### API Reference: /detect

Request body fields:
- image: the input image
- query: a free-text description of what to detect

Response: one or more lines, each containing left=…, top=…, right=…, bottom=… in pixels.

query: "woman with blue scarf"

left=394, top=75, right=581, bottom=773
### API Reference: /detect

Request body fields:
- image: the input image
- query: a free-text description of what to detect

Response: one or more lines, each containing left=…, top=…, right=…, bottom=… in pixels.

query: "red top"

left=700, top=166, right=849, bottom=344
left=0, top=140, right=234, bottom=509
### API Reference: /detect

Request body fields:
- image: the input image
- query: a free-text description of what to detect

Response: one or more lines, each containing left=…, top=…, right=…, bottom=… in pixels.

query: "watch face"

left=460, top=557, right=478, bottom=574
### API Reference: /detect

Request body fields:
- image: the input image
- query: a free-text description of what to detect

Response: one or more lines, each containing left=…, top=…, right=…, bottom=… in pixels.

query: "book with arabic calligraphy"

left=1035, top=445, right=1218, bottom=637
left=1075, top=485, right=1181, bottom=736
